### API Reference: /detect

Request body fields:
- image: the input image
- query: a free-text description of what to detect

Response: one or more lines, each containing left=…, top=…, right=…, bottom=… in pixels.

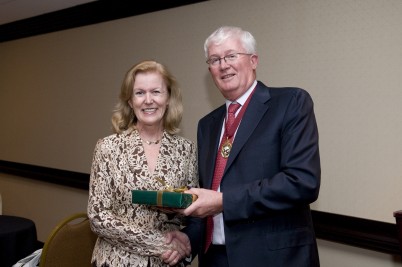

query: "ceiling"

left=0, top=0, right=96, bottom=25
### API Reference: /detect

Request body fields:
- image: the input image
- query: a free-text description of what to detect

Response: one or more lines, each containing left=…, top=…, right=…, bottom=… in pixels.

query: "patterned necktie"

left=204, top=102, right=241, bottom=252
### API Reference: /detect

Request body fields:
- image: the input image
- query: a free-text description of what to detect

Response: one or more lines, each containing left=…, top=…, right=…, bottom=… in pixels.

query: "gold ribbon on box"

left=157, top=191, right=164, bottom=206
left=155, top=177, right=188, bottom=192
left=154, top=177, right=196, bottom=206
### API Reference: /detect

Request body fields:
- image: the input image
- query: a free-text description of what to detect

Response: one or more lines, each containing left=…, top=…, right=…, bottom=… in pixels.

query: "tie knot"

left=228, top=102, right=241, bottom=114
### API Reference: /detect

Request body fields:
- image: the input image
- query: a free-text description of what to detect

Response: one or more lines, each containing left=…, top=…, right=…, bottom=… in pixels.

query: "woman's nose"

left=145, top=92, right=153, bottom=103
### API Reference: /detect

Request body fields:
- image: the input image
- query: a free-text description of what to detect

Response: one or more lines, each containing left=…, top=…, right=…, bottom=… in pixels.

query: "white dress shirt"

left=212, top=80, right=257, bottom=245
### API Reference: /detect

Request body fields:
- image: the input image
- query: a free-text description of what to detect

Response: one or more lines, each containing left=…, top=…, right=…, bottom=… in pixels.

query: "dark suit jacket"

left=192, top=81, right=321, bottom=267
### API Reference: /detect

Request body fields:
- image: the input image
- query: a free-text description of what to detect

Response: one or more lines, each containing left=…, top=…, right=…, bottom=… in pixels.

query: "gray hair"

left=204, top=26, right=257, bottom=57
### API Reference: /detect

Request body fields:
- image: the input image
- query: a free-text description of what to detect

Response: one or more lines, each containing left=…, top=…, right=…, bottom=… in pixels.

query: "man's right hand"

left=180, top=188, right=223, bottom=218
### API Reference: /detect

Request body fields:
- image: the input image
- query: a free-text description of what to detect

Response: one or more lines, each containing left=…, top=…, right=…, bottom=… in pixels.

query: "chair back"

left=39, top=213, right=97, bottom=267
left=394, top=210, right=402, bottom=256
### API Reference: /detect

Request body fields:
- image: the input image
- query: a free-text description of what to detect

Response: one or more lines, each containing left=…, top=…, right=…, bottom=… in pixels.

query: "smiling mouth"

left=142, top=108, right=157, bottom=113
left=221, top=73, right=235, bottom=80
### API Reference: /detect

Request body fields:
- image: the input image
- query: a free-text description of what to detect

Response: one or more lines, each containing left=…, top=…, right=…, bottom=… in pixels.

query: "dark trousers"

left=203, top=245, right=229, bottom=267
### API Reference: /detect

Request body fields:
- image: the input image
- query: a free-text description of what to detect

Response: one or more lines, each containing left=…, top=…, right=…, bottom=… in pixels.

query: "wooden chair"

left=394, top=210, right=402, bottom=256
left=39, top=213, right=98, bottom=267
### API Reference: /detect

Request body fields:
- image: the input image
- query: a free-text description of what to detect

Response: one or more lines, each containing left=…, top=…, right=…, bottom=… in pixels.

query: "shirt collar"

left=225, top=80, right=257, bottom=108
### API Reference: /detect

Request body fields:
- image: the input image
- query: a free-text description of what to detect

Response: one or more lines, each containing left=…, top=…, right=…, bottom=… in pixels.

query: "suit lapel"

left=224, top=82, right=271, bottom=173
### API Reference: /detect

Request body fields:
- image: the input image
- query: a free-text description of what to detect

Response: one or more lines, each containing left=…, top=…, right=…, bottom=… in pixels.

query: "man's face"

left=207, top=37, right=258, bottom=101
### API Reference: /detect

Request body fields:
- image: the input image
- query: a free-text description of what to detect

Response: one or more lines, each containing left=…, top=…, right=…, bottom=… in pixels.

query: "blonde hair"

left=111, top=60, right=183, bottom=134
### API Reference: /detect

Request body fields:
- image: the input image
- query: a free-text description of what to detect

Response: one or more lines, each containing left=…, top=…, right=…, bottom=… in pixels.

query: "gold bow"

left=155, top=177, right=188, bottom=192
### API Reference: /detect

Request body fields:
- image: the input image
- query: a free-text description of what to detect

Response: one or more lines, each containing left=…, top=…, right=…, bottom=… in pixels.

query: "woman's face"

left=128, top=71, right=169, bottom=129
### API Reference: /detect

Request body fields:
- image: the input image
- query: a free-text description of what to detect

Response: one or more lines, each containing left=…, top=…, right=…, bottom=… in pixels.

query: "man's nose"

left=219, top=58, right=230, bottom=69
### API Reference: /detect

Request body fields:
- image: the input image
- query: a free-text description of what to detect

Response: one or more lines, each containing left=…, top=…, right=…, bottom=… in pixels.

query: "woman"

left=88, top=60, right=198, bottom=267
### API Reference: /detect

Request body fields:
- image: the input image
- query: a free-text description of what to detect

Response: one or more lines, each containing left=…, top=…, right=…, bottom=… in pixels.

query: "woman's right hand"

left=161, top=231, right=191, bottom=266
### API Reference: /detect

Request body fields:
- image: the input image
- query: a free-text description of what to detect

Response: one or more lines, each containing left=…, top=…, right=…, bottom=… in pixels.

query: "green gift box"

left=131, top=190, right=196, bottom=208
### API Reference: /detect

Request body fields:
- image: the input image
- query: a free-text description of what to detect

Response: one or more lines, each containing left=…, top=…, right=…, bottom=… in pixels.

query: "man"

left=183, top=26, right=321, bottom=267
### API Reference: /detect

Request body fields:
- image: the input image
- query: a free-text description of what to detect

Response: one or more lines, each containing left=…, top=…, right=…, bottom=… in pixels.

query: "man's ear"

left=251, top=54, right=259, bottom=70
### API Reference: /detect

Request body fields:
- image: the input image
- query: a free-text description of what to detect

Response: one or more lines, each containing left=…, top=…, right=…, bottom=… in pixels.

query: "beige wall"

left=0, top=173, right=88, bottom=240
left=1, top=0, right=402, bottom=266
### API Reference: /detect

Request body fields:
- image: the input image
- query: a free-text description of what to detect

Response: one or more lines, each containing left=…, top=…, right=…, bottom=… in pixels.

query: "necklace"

left=142, top=138, right=160, bottom=145
left=138, top=128, right=162, bottom=145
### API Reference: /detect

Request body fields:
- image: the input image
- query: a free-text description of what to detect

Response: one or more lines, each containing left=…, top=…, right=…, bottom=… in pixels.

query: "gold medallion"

left=221, top=139, right=232, bottom=158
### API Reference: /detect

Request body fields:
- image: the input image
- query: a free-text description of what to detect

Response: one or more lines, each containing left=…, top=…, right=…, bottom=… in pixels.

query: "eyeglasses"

left=206, top=52, right=253, bottom=67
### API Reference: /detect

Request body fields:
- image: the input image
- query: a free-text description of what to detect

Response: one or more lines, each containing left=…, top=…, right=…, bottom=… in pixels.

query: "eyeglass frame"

left=206, top=52, right=253, bottom=67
